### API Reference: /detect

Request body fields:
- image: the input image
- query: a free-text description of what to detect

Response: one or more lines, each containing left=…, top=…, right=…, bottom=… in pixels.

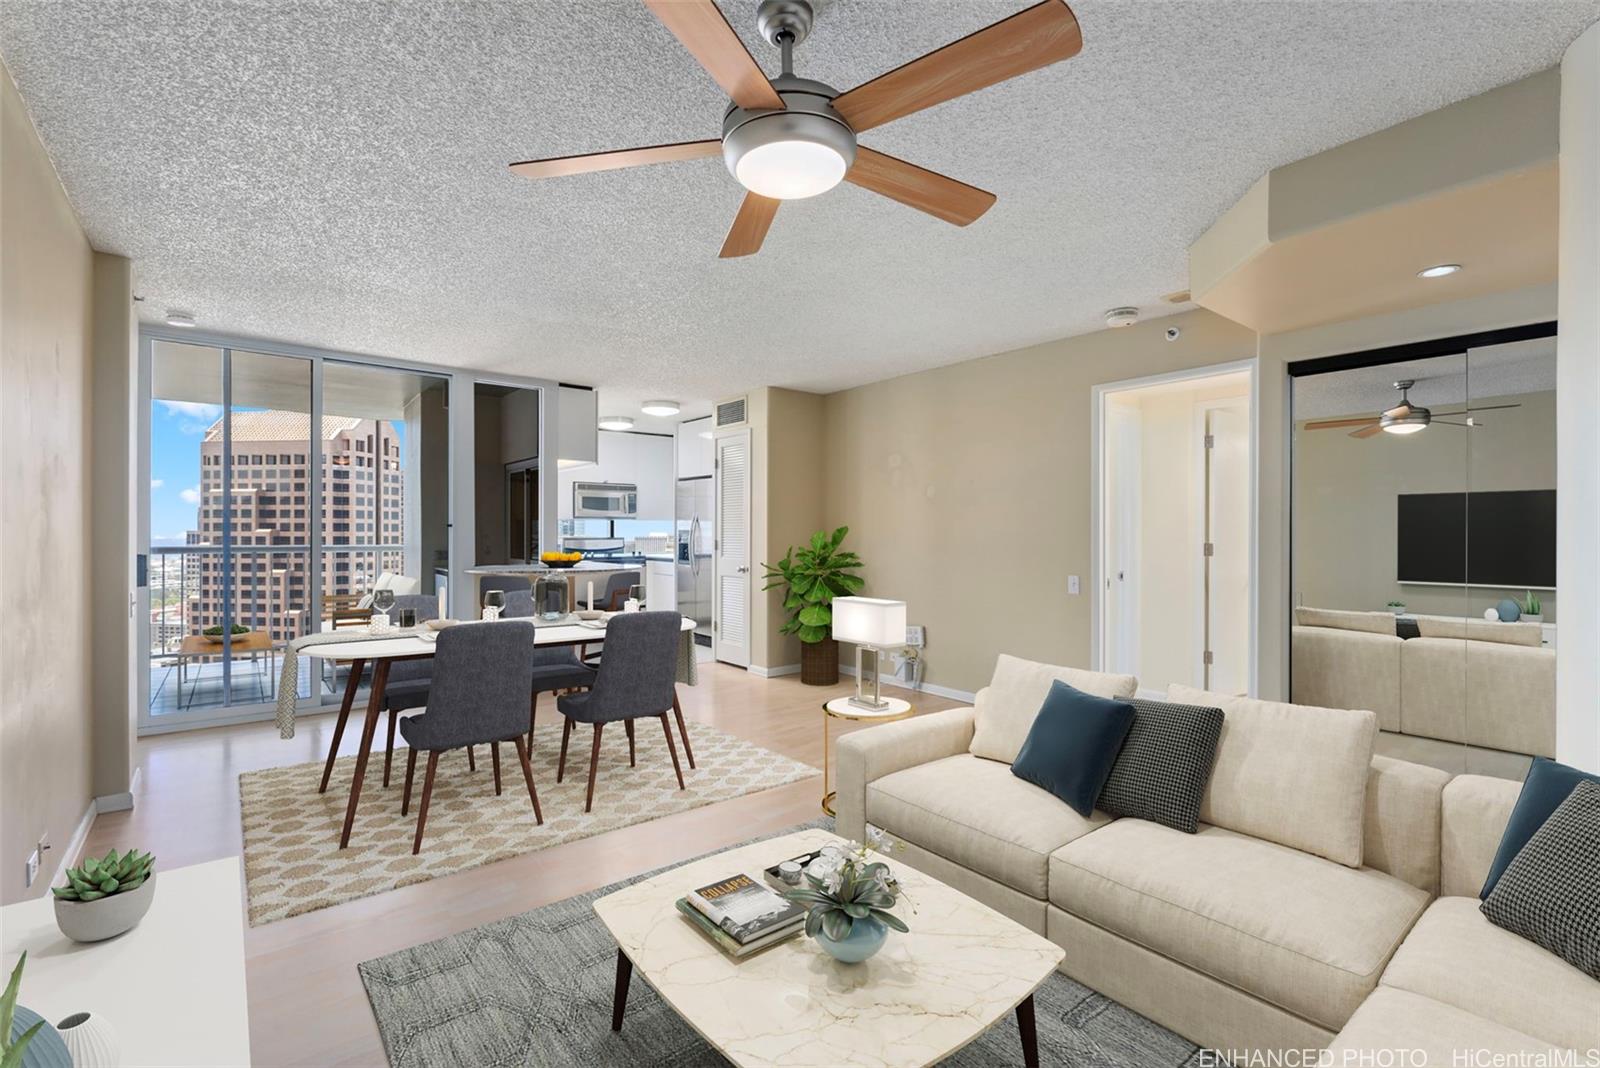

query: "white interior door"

left=1206, top=402, right=1251, bottom=694
left=1105, top=403, right=1141, bottom=676
left=713, top=429, right=751, bottom=667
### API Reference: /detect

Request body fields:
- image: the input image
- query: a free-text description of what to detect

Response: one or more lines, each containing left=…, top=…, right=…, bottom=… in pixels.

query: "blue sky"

left=150, top=400, right=218, bottom=545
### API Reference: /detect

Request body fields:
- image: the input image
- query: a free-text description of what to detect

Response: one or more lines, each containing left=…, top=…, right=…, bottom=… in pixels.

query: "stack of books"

left=676, top=873, right=806, bottom=958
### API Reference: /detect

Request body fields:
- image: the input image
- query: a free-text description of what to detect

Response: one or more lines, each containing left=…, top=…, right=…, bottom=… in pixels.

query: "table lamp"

left=832, top=596, right=907, bottom=710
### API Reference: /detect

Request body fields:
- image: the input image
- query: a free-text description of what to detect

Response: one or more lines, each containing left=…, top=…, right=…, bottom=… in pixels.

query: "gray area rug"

left=359, top=820, right=1209, bottom=1067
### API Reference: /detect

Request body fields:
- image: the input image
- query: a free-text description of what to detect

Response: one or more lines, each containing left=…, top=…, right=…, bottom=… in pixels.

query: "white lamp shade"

left=831, top=597, right=906, bottom=647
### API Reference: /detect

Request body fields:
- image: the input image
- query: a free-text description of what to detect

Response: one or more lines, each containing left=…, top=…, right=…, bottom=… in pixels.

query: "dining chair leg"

left=317, top=658, right=365, bottom=794
left=659, top=713, right=685, bottom=790
left=412, top=750, right=440, bottom=855
left=491, top=741, right=503, bottom=796
left=512, top=734, right=543, bottom=824
left=624, top=719, right=636, bottom=767
left=585, top=723, right=605, bottom=813
left=528, top=689, right=539, bottom=752
left=467, top=744, right=476, bottom=771
left=671, top=690, right=696, bottom=770
left=402, top=747, right=418, bottom=816
left=383, top=708, right=398, bottom=788
left=557, top=716, right=573, bottom=783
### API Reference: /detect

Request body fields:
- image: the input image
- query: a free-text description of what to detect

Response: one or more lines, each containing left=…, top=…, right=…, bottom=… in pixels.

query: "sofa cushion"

left=1290, top=624, right=1401, bottom=732
left=1098, top=697, right=1224, bottom=833
left=867, top=753, right=1109, bottom=899
left=1327, top=987, right=1558, bottom=1063
left=1169, top=684, right=1378, bottom=867
left=1048, top=818, right=1429, bottom=1030
left=1380, top=896, right=1600, bottom=1053
left=1011, top=681, right=1134, bottom=817
left=1415, top=616, right=1543, bottom=646
left=1400, top=637, right=1556, bottom=757
left=1294, top=606, right=1398, bottom=635
left=1481, top=781, right=1600, bottom=980
left=1441, top=774, right=1522, bottom=898
left=1482, top=758, right=1600, bottom=898
left=970, top=654, right=1137, bottom=764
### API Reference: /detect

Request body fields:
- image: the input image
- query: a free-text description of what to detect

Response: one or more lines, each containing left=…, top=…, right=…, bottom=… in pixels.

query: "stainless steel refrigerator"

left=676, top=477, right=714, bottom=645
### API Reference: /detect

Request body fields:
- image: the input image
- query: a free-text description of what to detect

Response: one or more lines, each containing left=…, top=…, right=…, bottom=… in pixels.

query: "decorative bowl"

left=425, top=618, right=457, bottom=631
left=576, top=609, right=605, bottom=621
left=543, top=558, right=579, bottom=569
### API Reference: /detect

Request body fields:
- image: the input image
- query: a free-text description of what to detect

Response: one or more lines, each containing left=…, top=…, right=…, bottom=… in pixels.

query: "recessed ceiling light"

left=165, top=310, right=197, bottom=327
left=641, top=400, right=681, bottom=417
left=597, top=415, right=634, bottom=431
left=1417, top=264, right=1462, bottom=278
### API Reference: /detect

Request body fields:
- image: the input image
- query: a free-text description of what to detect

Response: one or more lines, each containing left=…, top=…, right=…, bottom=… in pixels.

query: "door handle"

left=737, top=565, right=750, bottom=574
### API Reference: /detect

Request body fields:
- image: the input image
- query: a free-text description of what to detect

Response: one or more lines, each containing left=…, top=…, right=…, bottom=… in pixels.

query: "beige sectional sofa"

left=834, top=657, right=1598, bottom=1063
left=1291, top=606, right=1555, bottom=767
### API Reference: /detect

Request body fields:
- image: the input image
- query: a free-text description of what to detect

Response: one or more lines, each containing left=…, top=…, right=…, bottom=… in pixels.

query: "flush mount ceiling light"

left=640, top=400, right=681, bottom=417
left=165, top=310, right=197, bottom=327
left=1417, top=263, right=1462, bottom=278
left=598, top=415, right=635, bottom=431
left=509, top=0, right=1085, bottom=257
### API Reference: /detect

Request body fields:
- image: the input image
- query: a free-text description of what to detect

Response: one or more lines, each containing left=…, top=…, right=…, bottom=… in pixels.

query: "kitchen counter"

left=466, top=562, right=643, bottom=576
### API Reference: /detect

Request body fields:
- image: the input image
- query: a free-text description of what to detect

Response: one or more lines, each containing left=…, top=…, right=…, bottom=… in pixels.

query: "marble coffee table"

left=593, top=827, right=1064, bottom=1067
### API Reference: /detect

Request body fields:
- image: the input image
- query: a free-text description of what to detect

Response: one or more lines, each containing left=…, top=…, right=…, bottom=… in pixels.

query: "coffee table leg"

left=611, top=948, right=632, bottom=1032
left=1015, top=994, right=1038, bottom=1068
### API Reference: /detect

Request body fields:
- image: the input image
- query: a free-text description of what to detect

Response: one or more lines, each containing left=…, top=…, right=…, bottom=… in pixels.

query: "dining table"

left=300, top=614, right=696, bottom=849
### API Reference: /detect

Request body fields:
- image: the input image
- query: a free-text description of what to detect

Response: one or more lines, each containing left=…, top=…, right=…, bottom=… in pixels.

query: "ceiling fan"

left=509, top=0, right=1084, bottom=257
left=1304, top=380, right=1521, bottom=439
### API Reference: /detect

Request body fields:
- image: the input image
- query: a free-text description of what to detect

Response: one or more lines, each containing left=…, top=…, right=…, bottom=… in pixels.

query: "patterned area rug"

left=359, top=820, right=1208, bottom=1068
left=239, top=723, right=816, bottom=925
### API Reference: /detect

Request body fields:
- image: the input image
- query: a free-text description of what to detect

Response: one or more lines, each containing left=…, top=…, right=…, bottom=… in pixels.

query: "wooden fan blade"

left=719, top=192, right=780, bottom=258
left=1350, top=424, right=1385, bottom=439
left=510, top=139, right=721, bottom=179
left=644, top=0, right=785, bottom=111
left=1304, top=417, right=1379, bottom=431
left=831, top=0, right=1083, bottom=133
left=845, top=146, right=996, bottom=226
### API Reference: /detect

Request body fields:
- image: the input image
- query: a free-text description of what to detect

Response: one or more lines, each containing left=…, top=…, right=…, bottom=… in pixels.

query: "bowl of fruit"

left=540, top=551, right=584, bottom=569
left=201, top=623, right=250, bottom=644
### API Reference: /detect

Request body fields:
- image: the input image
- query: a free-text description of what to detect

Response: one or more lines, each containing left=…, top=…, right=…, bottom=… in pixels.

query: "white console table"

left=0, top=858, right=251, bottom=1066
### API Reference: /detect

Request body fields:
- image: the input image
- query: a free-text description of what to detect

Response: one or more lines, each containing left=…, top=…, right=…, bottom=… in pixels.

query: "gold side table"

left=821, top=695, right=914, bottom=816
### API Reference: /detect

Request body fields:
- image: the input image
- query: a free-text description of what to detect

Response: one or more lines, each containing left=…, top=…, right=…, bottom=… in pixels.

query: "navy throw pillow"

left=1011, top=680, right=1135, bottom=818
left=1481, top=757, right=1600, bottom=899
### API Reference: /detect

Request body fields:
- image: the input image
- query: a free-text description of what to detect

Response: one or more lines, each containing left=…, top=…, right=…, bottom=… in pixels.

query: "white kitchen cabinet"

left=677, top=415, right=714, bottom=478
left=558, top=429, right=676, bottom=522
left=558, top=385, right=598, bottom=465
left=646, top=557, right=677, bottom=611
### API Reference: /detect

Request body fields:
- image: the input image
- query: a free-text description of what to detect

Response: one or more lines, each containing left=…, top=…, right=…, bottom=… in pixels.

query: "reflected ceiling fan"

left=1305, top=380, right=1520, bottom=439
left=509, top=0, right=1084, bottom=257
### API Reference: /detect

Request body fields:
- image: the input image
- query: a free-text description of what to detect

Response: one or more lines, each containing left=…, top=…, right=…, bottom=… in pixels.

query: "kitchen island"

left=465, top=561, right=645, bottom=611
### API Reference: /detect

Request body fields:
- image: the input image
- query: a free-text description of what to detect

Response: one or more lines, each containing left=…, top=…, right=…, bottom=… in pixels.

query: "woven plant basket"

left=800, top=638, right=839, bottom=686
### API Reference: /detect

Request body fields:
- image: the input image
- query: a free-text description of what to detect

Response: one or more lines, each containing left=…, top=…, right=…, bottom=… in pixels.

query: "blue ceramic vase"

left=814, top=913, right=888, bottom=964
left=8, top=1005, right=73, bottom=1068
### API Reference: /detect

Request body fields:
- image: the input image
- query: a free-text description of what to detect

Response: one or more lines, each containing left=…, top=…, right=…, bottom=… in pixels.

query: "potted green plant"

left=1385, top=600, right=1406, bottom=616
left=1520, top=590, right=1543, bottom=625
left=51, top=849, right=156, bottom=943
left=761, top=526, right=864, bottom=685
left=3, top=953, right=71, bottom=1068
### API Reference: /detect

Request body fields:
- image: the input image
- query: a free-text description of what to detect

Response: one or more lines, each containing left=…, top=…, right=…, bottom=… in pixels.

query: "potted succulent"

left=1520, top=590, right=1543, bottom=625
left=51, top=849, right=156, bottom=943
left=783, top=832, right=909, bottom=964
left=1385, top=600, right=1406, bottom=616
left=761, top=526, right=864, bottom=686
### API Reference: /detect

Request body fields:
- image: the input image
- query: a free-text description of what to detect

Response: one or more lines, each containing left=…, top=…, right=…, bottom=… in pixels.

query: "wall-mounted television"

left=1396, top=490, right=1556, bottom=588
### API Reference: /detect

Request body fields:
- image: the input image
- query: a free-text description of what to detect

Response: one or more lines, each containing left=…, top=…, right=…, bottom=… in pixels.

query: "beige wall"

left=822, top=309, right=1259, bottom=695
left=1, top=63, right=95, bottom=902
left=747, top=387, right=827, bottom=671
left=1295, top=390, right=1557, bottom=621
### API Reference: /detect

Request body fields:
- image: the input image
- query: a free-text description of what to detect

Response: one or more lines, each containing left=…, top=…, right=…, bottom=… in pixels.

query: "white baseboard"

left=95, top=766, right=142, bottom=814
left=51, top=799, right=98, bottom=891
left=839, top=664, right=976, bottom=705
left=749, top=663, right=801, bottom=678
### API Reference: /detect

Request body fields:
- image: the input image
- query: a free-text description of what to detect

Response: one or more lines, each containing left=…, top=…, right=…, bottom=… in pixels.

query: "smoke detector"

left=1104, top=307, right=1140, bottom=329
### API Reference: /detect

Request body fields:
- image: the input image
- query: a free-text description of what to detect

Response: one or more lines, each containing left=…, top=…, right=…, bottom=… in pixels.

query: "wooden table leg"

left=318, top=658, right=365, bottom=794
left=338, top=658, right=390, bottom=849
left=611, top=948, right=632, bottom=1032
left=1016, top=994, right=1038, bottom=1068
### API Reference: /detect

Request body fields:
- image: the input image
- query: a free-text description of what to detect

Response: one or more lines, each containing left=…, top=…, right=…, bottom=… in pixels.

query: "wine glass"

left=483, top=589, right=506, bottom=620
left=372, top=588, right=396, bottom=615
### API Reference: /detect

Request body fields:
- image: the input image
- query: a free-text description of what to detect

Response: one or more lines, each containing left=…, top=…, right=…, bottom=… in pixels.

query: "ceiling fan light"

left=735, top=139, right=848, bottom=199
left=723, top=103, right=857, bottom=201
left=1381, top=421, right=1428, bottom=435
left=598, top=415, right=634, bottom=431
left=640, top=400, right=681, bottom=417
left=1417, top=263, right=1462, bottom=278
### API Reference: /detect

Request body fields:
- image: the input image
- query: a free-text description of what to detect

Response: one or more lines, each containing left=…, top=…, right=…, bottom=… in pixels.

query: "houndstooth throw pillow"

left=1096, top=698, right=1225, bottom=833
left=1481, top=779, right=1600, bottom=980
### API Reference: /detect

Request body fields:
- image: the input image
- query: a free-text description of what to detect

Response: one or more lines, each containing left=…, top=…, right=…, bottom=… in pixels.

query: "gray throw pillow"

left=1096, top=698, right=1225, bottom=833
left=1480, top=779, right=1600, bottom=980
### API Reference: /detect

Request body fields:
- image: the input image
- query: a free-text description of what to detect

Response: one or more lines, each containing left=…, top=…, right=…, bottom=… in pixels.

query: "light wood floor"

left=83, top=665, right=963, bottom=1067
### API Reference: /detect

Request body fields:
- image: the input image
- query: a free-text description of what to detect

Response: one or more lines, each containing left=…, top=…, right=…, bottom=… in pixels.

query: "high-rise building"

left=187, top=412, right=404, bottom=641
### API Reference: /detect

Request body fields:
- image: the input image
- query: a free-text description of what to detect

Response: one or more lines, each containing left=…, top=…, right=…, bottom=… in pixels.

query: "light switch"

left=1068, top=575, right=1081, bottom=595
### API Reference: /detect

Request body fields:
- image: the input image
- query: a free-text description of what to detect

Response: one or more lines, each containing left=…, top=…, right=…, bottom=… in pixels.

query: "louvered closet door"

left=713, top=429, right=752, bottom=668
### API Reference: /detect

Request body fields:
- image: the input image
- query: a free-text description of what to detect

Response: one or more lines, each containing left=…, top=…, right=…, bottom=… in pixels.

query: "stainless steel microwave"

left=573, top=482, right=638, bottom=519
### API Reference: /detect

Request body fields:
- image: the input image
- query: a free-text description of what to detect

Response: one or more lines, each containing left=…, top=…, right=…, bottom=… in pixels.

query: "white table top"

left=0, top=858, right=251, bottom=1067
left=592, top=827, right=1062, bottom=1068
left=301, top=614, right=693, bottom=660
left=824, top=695, right=914, bottom=721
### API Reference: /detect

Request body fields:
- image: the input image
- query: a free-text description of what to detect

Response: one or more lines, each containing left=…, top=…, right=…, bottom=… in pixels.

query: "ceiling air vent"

left=715, top=396, right=748, bottom=428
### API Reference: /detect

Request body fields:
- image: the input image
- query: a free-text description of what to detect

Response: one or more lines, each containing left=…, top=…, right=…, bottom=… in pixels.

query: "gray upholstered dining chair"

left=555, top=611, right=686, bottom=813
left=399, top=621, right=542, bottom=854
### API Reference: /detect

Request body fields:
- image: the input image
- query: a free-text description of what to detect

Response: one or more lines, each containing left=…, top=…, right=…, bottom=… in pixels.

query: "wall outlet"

left=1068, top=575, right=1081, bottom=595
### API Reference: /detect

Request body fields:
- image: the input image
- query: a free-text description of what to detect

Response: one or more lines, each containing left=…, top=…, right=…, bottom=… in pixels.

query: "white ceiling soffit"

left=1293, top=337, right=1557, bottom=420
left=3, top=1, right=1596, bottom=401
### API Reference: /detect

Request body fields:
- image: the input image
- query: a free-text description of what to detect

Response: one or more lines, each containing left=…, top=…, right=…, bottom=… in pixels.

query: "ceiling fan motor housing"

left=722, top=75, right=857, bottom=196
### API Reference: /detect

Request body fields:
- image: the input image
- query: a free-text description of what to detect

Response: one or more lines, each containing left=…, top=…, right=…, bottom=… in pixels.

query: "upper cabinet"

left=677, top=416, right=714, bottom=479
left=558, top=385, right=598, bottom=466
left=557, top=430, right=676, bottom=521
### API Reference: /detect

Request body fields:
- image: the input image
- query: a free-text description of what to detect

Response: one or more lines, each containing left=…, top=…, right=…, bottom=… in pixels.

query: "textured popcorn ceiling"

left=2, top=1, right=1596, bottom=412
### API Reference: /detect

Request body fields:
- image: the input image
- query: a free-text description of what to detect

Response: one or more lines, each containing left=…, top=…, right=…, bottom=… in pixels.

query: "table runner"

left=275, top=620, right=699, bottom=739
